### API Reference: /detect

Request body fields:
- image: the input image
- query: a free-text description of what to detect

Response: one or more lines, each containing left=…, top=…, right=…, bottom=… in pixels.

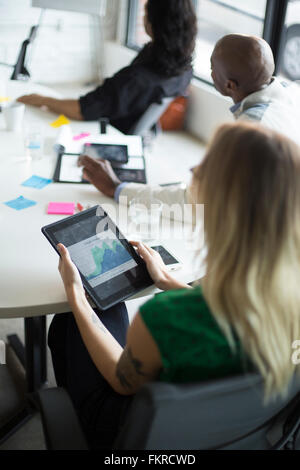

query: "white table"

left=0, top=81, right=203, bottom=388
left=0, top=81, right=203, bottom=317
left=0, top=79, right=204, bottom=444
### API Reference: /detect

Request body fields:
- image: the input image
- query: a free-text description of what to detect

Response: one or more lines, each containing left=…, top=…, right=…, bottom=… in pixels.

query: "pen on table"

left=159, top=182, right=185, bottom=187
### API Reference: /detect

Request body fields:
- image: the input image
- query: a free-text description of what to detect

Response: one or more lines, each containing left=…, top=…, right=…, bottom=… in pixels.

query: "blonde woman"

left=48, top=122, right=300, bottom=449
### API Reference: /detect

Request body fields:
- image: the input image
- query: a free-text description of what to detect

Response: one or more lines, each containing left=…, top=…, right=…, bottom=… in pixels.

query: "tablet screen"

left=83, top=143, right=128, bottom=163
left=112, top=156, right=145, bottom=170
left=42, top=207, right=153, bottom=309
left=67, top=229, right=137, bottom=288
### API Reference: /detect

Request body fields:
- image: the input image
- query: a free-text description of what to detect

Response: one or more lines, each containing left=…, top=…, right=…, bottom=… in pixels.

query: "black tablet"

left=83, top=143, right=128, bottom=163
left=53, top=152, right=147, bottom=184
left=42, top=206, right=153, bottom=310
left=112, top=156, right=147, bottom=184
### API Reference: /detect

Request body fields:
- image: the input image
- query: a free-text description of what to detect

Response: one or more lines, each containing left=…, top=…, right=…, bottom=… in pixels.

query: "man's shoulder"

left=237, top=78, right=296, bottom=121
left=240, top=102, right=270, bottom=122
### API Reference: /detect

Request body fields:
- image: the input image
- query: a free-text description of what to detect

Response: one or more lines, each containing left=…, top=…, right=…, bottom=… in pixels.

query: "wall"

left=0, top=0, right=233, bottom=142
left=0, top=0, right=119, bottom=84
left=186, top=79, right=234, bottom=142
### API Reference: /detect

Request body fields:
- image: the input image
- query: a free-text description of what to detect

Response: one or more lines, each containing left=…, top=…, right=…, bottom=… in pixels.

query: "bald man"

left=211, top=34, right=300, bottom=144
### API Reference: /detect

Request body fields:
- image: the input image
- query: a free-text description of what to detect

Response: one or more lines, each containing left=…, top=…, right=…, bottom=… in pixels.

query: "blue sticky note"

left=21, top=175, right=52, bottom=190
left=4, top=196, right=37, bottom=211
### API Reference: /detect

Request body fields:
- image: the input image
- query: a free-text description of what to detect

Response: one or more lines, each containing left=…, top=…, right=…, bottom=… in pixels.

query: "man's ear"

left=225, top=79, right=239, bottom=93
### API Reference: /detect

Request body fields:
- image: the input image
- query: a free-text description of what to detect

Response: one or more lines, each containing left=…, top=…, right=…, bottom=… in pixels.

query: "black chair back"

left=114, top=374, right=300, bottom=450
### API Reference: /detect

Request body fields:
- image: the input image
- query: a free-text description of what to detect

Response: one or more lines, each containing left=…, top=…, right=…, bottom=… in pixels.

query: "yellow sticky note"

left=0, top=96, right=11, bottom=103
left=50, top=114, right=70, bottom=128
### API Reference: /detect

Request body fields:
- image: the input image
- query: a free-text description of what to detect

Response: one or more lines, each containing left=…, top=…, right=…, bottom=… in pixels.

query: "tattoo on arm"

left=116, top=347, right=151, bottom=391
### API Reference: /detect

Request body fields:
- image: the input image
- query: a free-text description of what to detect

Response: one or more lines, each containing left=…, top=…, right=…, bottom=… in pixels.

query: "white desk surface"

left=0, top=81, right=204, bottom=319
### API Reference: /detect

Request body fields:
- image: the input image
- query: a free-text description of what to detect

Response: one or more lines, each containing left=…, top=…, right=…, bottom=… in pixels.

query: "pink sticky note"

left=47, top=202, right=75, bottom=215
left=73, top=132, right=91, bottom=141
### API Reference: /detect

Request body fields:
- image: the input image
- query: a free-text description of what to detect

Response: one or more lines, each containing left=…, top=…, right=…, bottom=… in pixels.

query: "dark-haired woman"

left=17, top=0, right=197, bottom=134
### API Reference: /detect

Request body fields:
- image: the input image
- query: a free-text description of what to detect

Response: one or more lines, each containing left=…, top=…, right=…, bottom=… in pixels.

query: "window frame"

left=125, top=0, right=290, bottom=84
left=126, top=0, right=141, bottom=51
left=263, top=0, right=289, bottom=74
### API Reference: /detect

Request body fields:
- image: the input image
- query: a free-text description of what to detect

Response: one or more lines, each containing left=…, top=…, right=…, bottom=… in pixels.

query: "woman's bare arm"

left=70, top=293, right=162, bottom=395
left=57, top=243, right=162, bottom=396
left=17, top=94, right=83, bottom=120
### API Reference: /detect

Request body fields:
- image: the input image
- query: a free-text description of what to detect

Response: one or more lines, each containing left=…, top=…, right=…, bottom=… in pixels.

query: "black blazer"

left=79, top=44, right=193, bottom=134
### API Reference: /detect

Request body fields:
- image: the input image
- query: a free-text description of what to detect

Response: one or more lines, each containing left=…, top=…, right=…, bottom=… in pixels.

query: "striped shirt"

left=230, top=77, right=300, bottom=146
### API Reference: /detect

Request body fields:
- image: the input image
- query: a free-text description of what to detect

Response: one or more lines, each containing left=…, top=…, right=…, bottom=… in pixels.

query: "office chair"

left=0, top=356, right=33, bottom=446
left=35, top=373, right=300, bottom=450
left=0, top=23, right=40, bottom=81
left=129, top=96, right=175, bottom=137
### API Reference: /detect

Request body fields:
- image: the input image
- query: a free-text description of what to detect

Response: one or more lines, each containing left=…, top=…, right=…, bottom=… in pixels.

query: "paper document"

left=60, top=154, right=83, bottom=182
left=54, top=129, right=143, bottom=158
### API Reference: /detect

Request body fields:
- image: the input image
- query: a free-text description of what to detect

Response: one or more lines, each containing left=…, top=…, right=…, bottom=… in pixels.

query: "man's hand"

left=17, top=94, right=47, bottom=107
left=78, top=155, right=121, bottom=198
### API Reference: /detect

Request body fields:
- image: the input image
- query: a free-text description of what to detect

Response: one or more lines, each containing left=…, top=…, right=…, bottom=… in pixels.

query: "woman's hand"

left=131, top=241, right=190, bottom=291
left=17, top=94, right=47, bottom=107
left=57, top=243, right=85, bottom=299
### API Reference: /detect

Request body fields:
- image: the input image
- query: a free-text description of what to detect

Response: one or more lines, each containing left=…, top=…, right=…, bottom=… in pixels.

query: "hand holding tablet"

left=57, top=243, right=85, bottom=296
left=42, top=206, right=153, bottom=310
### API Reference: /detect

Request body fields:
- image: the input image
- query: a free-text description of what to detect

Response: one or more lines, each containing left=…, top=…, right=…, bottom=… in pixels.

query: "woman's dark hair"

left=146, top=0, right=197, bottom=77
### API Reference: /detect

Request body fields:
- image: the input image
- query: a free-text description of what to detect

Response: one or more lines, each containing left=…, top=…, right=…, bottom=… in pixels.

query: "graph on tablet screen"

left=68, top=229, right=137, bottom=287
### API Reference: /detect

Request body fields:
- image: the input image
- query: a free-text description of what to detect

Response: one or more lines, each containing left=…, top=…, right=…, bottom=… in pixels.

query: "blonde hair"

left=192, top=122, right=300, bottom=400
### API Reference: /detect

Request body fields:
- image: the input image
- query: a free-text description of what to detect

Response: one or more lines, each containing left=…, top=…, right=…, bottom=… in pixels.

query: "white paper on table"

left=53, top=124, right=78, bottom=153
left=59, top=154, right=83, bottom=182
left=54, top=129, right=143, bottom=158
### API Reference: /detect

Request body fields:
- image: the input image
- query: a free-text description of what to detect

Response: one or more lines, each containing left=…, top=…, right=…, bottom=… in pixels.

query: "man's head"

left=210, top=34, right=275, bottom=103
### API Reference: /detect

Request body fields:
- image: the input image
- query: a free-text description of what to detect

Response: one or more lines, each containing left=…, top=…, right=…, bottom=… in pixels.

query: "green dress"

left=139, top=286, right=254, bottom=383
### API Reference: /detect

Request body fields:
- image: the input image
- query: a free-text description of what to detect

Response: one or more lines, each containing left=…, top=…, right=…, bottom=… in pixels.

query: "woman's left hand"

left=57, top=243, right=84, bottom=297
left=130, top=241, right=190, bottom=291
